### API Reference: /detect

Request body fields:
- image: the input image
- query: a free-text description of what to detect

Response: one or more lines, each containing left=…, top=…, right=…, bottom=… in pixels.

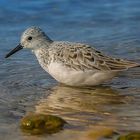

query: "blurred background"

left=0, top=0, right=140, bottom=140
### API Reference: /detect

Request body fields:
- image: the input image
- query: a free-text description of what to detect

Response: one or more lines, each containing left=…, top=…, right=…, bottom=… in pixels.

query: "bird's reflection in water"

left=35, top=85, right=131, bottom=129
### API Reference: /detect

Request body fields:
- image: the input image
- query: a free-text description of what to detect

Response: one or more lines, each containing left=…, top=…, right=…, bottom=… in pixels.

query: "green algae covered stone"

left=20, top=113, right=66, bottom=135
left=117, top=132, right=140, bottom=140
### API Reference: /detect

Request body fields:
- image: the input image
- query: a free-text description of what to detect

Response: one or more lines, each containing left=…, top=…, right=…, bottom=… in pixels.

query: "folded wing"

left=51, top=42, right=140, bottom=71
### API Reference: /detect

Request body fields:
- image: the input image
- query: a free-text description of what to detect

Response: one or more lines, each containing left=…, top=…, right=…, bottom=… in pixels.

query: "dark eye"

left=28, top=36, right=32, bottom=41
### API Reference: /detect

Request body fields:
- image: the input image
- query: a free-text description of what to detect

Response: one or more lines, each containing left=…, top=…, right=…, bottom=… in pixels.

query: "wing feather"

left=50, top=41, right=140, bottom=71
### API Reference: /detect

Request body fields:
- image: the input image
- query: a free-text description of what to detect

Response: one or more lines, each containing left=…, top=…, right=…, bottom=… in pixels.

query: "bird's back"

left=48, top=41, right=140, bottom=71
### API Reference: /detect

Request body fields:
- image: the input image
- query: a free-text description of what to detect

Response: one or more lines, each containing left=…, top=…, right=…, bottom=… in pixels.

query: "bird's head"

left=5, top=26, right=52, bottom=58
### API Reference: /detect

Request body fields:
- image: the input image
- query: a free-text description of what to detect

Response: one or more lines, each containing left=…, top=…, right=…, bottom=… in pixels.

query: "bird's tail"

left=105, top=58, right=140, bottom=71
left=123, top=60, right=140, bottom=69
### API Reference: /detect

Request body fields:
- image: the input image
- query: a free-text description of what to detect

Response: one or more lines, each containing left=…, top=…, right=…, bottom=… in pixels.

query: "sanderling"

left=5, top=27, right=140, bottom=86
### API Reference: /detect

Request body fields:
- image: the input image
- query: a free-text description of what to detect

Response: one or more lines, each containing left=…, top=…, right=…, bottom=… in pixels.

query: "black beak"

left=5, top=44, right=23, bottom=58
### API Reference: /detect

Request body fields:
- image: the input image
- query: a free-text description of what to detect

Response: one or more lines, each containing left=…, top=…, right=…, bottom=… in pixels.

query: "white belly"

left=41, top=62, right=118, bottom=86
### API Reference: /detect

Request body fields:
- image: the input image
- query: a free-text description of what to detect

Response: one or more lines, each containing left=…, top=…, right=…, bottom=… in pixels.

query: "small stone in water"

left=20, top=113, right=66, bottom=135
left=117, top=132, right=140, bottom=140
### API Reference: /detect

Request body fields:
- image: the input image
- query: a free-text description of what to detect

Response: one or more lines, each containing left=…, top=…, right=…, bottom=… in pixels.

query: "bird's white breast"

left=47, top=62, right=95, bottom=86
left=45, top=62, right=117, bottom=86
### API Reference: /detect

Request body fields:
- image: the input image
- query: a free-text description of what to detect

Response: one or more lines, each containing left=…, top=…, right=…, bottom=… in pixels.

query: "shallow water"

left=0, top=0, right=140, bottom=139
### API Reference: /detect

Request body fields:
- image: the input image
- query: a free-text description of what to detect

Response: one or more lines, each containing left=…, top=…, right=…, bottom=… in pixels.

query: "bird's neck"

left=32, top=36, right=53, bottom=51
left=33, top=47, right=50, bottom=68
